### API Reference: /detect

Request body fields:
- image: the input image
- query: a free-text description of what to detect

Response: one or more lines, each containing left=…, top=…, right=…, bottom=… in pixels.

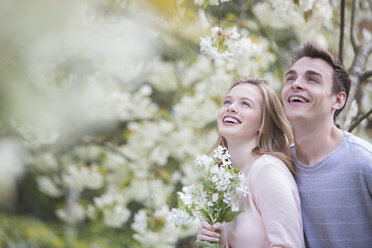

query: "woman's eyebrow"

left=240, top=97, right=254, bottom=106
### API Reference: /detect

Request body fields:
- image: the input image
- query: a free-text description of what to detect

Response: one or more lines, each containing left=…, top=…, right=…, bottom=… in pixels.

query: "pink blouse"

left=222, top=154, right=304, bottom=248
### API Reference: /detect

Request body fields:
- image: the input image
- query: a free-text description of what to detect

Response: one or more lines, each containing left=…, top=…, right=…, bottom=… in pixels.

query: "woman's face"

left=217, top=83, right=263, bottom=143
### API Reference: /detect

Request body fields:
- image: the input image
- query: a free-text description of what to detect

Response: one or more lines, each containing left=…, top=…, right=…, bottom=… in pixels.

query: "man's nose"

left=291, top=77, right=304, bottom=90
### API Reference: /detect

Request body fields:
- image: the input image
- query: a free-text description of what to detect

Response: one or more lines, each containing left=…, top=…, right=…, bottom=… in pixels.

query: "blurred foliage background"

left=0, top=0, right=371, bottom=247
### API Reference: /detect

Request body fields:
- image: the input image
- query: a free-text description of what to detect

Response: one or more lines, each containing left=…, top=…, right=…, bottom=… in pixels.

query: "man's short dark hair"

left=291, top=42, right=351, bottom=119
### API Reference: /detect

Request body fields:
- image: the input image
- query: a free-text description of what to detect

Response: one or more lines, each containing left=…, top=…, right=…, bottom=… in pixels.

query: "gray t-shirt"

left=293, top=131, right=372, bottom=248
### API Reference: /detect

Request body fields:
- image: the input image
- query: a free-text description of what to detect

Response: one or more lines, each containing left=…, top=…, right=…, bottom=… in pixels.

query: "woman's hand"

left=196, top=221, right=222, bottom=244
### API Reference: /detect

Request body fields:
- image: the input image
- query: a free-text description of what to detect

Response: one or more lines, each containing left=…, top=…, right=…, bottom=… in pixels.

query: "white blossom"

left=178, top=186, right=194, bottom=205
left=36, top=176, right=63, bottom=198
left=132, top=207, right=179, bottom=247
left=103, top=205, right=130, bottom=228
left=169, top=208, right=193, bottom=226
left=94, top=188, right=126, bottom=208
left=231, top=204, right=239, bottom=212
left=33, top=153, right=59, bottom=172
left=223, top=192, right=232, bottom=204
left=194, top=154, right=213, bottom=170
left=56, top=202, right=85, bottom=224
left=62, top=165, right=104, bottom=191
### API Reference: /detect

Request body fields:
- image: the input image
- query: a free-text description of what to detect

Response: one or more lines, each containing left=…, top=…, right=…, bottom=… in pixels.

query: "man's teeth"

left=224, top=117, right=240, bottom=124
left=289, top=96, right=308, bottom=103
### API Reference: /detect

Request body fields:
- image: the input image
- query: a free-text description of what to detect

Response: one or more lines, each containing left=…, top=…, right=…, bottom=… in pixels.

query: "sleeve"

left=250, top=159, right=305, bottom=248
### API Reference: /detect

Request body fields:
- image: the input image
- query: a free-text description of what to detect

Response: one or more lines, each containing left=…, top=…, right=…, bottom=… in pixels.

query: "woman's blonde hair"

left=210, top=78, right=295, bottom=174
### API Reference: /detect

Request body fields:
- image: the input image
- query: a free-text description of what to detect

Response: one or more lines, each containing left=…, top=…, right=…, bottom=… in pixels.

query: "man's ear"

left=332, top=91, right=347, bottom=111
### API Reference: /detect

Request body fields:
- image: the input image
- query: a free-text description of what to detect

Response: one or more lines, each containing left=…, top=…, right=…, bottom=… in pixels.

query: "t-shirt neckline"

left=295, top=131, right=347, bottom=171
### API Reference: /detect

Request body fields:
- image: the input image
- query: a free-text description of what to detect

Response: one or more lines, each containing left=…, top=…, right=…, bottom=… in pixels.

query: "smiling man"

left=281, top=42, right=372, bottom=248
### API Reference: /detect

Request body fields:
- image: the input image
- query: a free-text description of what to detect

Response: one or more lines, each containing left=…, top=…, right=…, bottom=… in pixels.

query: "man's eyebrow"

left=285, top=69, right=323, bottom=78
left=305, top=70, right=322, bottom=77
left=285, top=69, right=297, bottom=77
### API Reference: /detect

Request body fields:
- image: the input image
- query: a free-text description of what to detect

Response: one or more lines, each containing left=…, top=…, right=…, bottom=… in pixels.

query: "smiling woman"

left=196, top=78, right=305, bottom=248
left=217, top=82, right=263, bottom=146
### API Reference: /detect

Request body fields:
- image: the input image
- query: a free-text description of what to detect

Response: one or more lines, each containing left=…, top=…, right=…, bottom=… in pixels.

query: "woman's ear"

left=332, top=91, right=346, bottom=111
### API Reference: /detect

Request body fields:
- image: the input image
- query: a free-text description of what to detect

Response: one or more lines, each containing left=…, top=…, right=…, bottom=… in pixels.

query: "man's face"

left=281, top=57, right=336, bottom=124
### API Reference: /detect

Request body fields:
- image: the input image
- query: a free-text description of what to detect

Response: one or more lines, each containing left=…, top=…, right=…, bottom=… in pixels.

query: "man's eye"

left=286, top=77, right=295, bottom=82
left=309, top=78, right=318, bottom=83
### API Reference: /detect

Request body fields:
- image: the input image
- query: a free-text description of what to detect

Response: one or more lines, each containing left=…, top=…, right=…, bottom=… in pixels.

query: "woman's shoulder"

left=249, top=154, right=293, bottom=180
left=247, top=154, right=298, bottom=196
left=253, top=154, right=286, bottom=169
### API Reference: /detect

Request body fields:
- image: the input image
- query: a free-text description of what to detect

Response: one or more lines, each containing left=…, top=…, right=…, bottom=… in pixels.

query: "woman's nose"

left=227, top=105, right=237, bottom=113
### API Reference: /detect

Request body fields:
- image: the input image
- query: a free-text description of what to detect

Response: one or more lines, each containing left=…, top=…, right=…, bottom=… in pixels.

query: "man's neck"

left=292, top=119, right=344, bottom=165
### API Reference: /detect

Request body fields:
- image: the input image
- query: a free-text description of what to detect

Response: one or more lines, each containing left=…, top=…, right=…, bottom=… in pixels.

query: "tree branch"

left=350, top=0, right=360, bottom=52
left=337, top=41, right=372, bottom=127
left=348, top=108, right=372, bottom=132
left=339, top=0, right=345, bottom=63
left=360, top=70, right=372, bottom=82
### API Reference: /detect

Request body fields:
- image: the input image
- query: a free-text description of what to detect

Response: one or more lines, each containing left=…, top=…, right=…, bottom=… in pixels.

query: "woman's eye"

left=223, top=100, right=231, bottom=105
left=242, top=101, right=250, bottom=107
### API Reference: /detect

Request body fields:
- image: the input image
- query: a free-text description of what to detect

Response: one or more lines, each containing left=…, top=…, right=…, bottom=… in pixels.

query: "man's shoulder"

left=343, top=132, right=372, bottom=172
left=344, top=131, right=372, bottom=154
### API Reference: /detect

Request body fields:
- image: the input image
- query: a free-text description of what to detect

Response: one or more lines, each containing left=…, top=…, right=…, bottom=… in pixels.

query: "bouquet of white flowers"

left=169, top=146, right=248, bottom=248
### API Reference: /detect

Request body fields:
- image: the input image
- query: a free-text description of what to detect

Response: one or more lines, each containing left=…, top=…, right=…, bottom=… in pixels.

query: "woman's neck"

left=226, top=138, right=258, bottom=171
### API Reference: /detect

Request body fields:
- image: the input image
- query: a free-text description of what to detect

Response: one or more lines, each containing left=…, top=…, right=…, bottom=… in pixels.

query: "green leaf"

left=185, top=207, right=194, bottom=217
left=177, top=197, right=184, bottom=208
left=200, top=208, right=214, bottom=225
left=203, top=181, right=209, bottom=191
left=195, top=241, right=221, bottom=248
left=220, top=208, right=244, bottom=223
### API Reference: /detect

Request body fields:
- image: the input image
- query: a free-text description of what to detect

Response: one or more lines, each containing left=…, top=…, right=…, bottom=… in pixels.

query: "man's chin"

left=285, top=113, right=307, bottom=123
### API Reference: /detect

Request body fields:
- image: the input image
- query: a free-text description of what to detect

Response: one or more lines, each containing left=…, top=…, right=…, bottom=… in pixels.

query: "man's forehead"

left=292, top=57, right=332, bottom=69
left=289, top=57, right=333, bottom=75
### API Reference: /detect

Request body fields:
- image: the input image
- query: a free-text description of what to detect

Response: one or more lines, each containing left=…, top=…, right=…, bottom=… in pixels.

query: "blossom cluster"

left=132, top=206, right=179, bottom=247
left=200, top=26, right=273, bottom=76
left=170, top=146, right=248, bottom=227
